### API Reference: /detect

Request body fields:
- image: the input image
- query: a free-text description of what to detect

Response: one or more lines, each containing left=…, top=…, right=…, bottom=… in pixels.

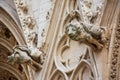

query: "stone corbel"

left=7, top=45, right=45, bottom=71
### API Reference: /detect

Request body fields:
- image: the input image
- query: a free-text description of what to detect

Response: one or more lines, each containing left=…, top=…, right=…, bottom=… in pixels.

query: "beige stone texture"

left=0, top=0, right=120, bottom=80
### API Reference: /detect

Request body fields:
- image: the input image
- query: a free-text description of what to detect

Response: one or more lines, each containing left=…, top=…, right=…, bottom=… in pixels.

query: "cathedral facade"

left=0, top=0, right=120, bottom=80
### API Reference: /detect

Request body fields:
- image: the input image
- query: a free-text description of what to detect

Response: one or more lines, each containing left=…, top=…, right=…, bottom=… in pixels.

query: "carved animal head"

left=7, top=45, right=31, bottom=64
left=7, top=53, right=20, bottom=64
left=65, top=23, right=82, bottom=41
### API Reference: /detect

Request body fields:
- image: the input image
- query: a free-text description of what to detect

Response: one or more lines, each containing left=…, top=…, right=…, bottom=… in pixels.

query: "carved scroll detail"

left=70, top=47, right=98, bottom=80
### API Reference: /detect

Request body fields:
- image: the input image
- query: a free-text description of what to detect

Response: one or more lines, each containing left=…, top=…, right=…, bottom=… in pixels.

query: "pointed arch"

left=0, top=1, right=29, bottom=80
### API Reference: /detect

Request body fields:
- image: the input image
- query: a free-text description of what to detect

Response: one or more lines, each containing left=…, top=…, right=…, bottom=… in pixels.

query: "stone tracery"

left=54, top=0, right=108, bottom=80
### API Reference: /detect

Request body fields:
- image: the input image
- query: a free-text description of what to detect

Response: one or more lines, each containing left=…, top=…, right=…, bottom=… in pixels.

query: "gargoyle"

left=7, top=45, right=44, bottom=71
left=65, top=19, right=108, bottom=49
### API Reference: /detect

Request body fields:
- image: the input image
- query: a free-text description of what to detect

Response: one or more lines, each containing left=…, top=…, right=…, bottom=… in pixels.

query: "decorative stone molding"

left=109, top=15, right=120, bottom=80
left=0, top=22, right=17, bottom=46
left=17, top=0, right=28, bottom=13
left=0, top=4, right=29, bottom=79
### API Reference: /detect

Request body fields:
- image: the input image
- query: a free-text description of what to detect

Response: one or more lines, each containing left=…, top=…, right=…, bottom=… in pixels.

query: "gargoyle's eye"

left=72, top=28, right=76, bottom=31
left=81, top=23, right=83, bottom=25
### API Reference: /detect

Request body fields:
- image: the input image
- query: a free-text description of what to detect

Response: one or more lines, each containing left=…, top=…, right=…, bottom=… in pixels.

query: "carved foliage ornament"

left=14, top=0, right=36, bottom=46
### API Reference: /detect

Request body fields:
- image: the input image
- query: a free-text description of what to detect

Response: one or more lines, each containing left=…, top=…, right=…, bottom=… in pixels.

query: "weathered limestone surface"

left=0, top=0, right=120, bottom=80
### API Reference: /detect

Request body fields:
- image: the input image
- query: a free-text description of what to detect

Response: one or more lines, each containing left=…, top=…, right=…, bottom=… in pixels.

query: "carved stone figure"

left=7, top=47, right=31, bottom=64
left=7, top=45, right=43, bottom=71
left=65, top=19, right=107, bottom=49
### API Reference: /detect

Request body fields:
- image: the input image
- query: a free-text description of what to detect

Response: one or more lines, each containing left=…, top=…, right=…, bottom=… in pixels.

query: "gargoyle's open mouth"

left=69, top=34, right=78, bottom=41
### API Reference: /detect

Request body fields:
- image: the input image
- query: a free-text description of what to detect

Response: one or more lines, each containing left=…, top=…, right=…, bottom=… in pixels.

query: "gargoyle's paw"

left=97, top=44, right=103, bottom=50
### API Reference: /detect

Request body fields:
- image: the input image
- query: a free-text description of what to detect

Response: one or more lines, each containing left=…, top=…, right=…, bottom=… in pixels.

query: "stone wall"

left=0, top=0, right=120, bottom=80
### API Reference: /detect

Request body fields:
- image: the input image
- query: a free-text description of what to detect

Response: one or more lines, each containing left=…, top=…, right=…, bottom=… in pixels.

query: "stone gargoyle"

left=65, top=19, right=108, bottom=49
left=7, top=45, right=44, bottom=71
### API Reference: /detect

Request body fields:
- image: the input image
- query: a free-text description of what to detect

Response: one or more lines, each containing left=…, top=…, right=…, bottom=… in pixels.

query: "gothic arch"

left=0, top=1, right=29, bottom=80
left=0, top=0, right=26, bottom=45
